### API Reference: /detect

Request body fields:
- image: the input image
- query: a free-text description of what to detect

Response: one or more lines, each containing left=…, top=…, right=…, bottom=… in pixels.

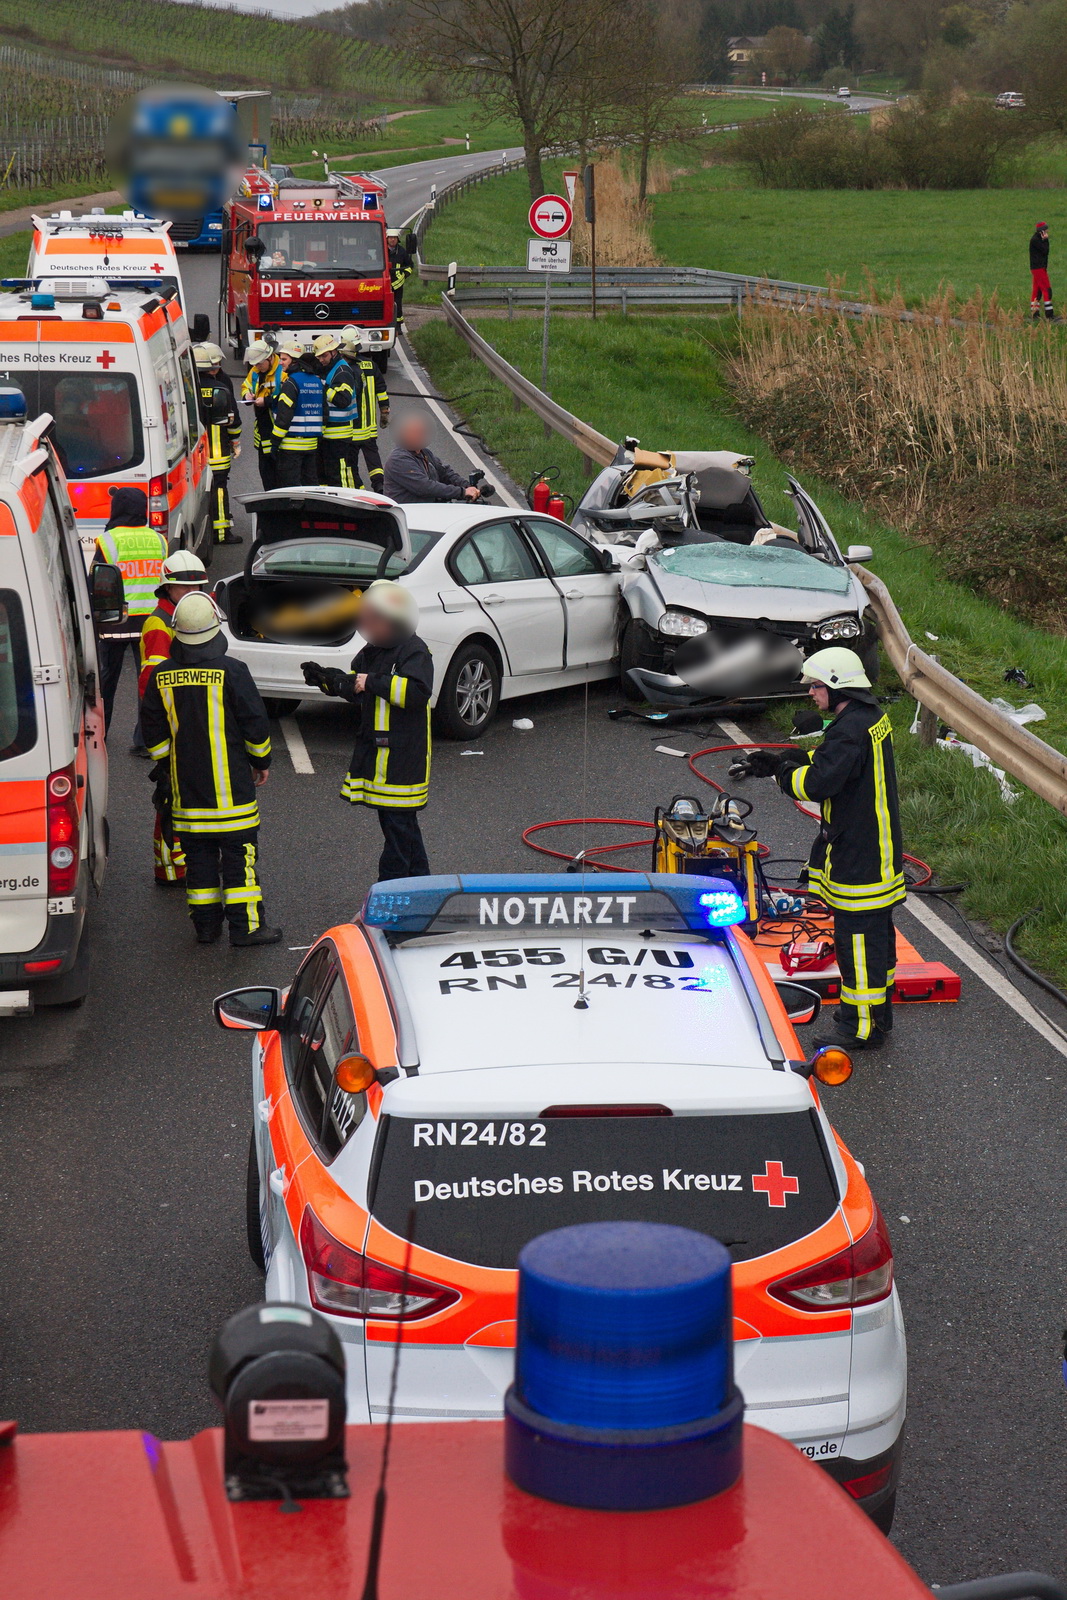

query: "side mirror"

left=847, top=545, right=873, bottom=563
left=245, top=236, right=265, bottom=264
left=190, top=312, right=211, bottom=343
left=214, top=986, right=281, bottom=1031
left=88, top=562, right=126, bottom=626
left=404, top=230, right=418, bottom=257
left=775, top=981, right=821, bottom=1025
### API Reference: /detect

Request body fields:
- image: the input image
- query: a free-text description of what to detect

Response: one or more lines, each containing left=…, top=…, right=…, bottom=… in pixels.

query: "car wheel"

left=434, top=643, right=501, bottom=739
left=868, top=1490, right=896, bottom=1534
left=246, top=1130, right=266, bottom=1272
left=619, top=617, right=665, bottom=703
left=263, top=697, right=300, bottom=719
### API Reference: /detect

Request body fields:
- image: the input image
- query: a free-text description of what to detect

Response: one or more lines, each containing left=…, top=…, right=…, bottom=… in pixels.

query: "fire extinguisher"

left=528, top=468, right=556, bottom=513
left=547, top=491, right=567, bottom=521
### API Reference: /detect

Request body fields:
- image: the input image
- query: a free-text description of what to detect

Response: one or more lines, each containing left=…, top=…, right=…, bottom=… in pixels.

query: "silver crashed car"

left=572, top=443, right=877, bottom=709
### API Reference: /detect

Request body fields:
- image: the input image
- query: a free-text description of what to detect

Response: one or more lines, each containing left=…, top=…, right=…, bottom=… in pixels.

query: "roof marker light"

left=698, top=883, right=746, bottom=927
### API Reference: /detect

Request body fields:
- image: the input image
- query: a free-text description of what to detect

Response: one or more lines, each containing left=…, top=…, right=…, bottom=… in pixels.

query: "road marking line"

left=280, top=715, right=314, bottom=774
left=392, top=341, right=522, bottom=508
left=721, top=713, right=1067, bottom=1057
left=901, top=894, right=1067, bottom=1059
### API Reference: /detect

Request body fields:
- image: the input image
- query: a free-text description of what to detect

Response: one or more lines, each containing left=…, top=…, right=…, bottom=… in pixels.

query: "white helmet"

left=361, top=579, right=418, bottom=636
left=172, top=591, right=223, bottom=646
left=801, top=647, right=871, bottom=691
left=159, top=550, right=207, bottom=588
left=244, top=339, right=273, bottom=364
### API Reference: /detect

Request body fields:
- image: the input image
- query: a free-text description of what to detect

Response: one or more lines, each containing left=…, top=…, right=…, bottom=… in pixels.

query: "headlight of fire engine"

left=659, top=611, right=708, bottom=638
left=816, top=614, right=862, bottom=642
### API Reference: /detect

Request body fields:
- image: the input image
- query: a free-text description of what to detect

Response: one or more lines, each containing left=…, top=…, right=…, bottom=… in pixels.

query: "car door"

left=449, top=520, right=565, bottom=677
left=522, top=517, right=618, bottom=670
left=787, top=478, right=846, bottom=565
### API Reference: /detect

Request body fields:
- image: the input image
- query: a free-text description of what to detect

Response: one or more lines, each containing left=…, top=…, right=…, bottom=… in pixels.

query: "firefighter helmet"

left=277, top=337, right=305, bottom=359
left=362, top=579, right=418, bottom=636
left=244, top=339, right=273, bottom=364
left=159, top=550, right=208, bottom=589
left=312, top=332, right=341, bottom=355
left=801, top=647, right=871, bottom=691
left=172, top=591, right=222, bottom=646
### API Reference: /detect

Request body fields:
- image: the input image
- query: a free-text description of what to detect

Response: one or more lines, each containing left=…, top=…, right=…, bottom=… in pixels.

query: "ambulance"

left=0, top=390, right=123, bottom=1010
left=0, top=277, right=212, bottom=564
left=27, top=211, right=184, bottom=302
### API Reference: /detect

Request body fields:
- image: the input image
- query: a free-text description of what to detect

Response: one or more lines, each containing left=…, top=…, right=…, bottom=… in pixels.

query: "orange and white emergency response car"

left=0, top=391, right=121, bottom=1010
left=0, top=278, right=211, bottom=564
left=28, top=210, right=184, bottom=302
left=219, top=872, right=907, bottom=1531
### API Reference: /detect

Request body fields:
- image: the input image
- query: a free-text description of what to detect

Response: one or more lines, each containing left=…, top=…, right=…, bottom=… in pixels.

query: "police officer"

left=194, top=344, right=242, bottom=545
left=301, top=580, right=432, bottom=882
left=340, top=326, right=389, bottom=491
left=138, top=550, right=209, bottom=886
left=312, top=332, right=358, bottom=488
left=93, top=485, right=168, bottom=744
left=270, top=338, right=324, bottom=488
left=241, top=339, right=281, bottom=491
left=730, top=648, right=904, bottom=1050
left=387, top=227, right=414, bottom=339
left=141, top=592, right=282, bottom=947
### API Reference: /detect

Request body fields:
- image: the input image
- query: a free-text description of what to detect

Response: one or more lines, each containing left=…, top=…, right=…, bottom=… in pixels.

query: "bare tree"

left=755, top=26, right=812, bottom=82
left=403, top=0, right=627, bottom=199
left=608, top=0, right=698, bottom=202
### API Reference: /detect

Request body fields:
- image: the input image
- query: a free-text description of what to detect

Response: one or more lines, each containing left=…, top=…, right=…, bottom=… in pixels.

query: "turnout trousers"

left=319, top=436, right=356, bottom=488
left=256, top=447, right=278, bottom=491
left=352, top=437, right=384, bottom=490
left=273, top=448, right=320, bottom=489
left=177, top=828, right=265, bottom=936
left=374, top=806, right=430, bottom=882
left=211, top=466, right=233, bottom=541
left=833, top=905, right=896, bottom=1042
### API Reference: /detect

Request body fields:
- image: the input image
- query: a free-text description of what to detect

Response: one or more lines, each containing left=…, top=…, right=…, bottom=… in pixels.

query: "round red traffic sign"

left=529, top=194, right=573, bottom=240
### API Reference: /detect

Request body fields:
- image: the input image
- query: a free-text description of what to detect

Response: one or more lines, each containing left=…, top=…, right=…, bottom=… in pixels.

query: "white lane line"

left=280, top=715, right=315, bottom=774
left=901, top=894, right=1067, bottom=1060
left=720, top=713, right=1067, bottom=1057
left=392, top=340, right=522, bottom=508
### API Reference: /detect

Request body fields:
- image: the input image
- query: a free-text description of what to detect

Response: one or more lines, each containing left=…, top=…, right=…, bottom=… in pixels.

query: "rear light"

left=299, top=1208, right=460, bottom=1322
left=25, top=958, right=61, bottom=973
left=46, top=765, right=79, bottom=896
left=149, top=474, right=168, bottom=534
left=769, top=1207, right=893, bottom=1312
left=842, top=1461, right=893, bottom=1501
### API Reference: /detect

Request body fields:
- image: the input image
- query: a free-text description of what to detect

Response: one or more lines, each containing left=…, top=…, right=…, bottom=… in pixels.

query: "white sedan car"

left=214, top=488, right=620, bottom=735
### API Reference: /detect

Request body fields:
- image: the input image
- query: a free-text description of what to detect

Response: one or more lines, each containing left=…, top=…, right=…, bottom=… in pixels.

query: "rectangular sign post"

left=527, top=238, right=573, bottom=430
left=583, top=163, right=597, bottom=321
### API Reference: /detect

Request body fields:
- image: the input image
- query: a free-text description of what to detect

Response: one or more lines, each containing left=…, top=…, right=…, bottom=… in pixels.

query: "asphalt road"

left=1, top=147, right=1066, bottom=1591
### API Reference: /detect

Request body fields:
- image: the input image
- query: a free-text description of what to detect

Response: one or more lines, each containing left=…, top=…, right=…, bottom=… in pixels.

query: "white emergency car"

left=0, top=277, right=212, bottom=564
left=28, top=210, right=184, bottom=302
left=217, top=872, right=907, bottom=1531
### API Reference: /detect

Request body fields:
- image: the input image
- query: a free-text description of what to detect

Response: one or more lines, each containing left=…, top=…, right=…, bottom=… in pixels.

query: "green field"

left=412, top=308, right=1067, bottom=984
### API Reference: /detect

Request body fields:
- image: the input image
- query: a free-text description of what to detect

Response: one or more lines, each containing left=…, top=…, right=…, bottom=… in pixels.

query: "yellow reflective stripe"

left=207, top=677, right=232, bottom=811
left=187, top=888, right=223, bottom=905
left=374, top=695, right=390, bottom=788
left=147, top=738, right=171, bottom=759
left=790, top=763, right=811, bottom=800
left=851, top=934, right=872, bottom=1040
left=245, top=737, right=271, bottom=759
left=870, top=717, right=896, bottom=889
left=389, top=675, right=408, bottom=708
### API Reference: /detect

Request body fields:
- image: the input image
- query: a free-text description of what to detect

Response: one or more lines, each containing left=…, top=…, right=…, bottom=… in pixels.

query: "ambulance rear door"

left=0, top=495, right=50, bottom=955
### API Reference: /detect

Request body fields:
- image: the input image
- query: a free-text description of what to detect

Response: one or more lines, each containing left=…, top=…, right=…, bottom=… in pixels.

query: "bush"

left=736, top=96, right=1030, bottom=189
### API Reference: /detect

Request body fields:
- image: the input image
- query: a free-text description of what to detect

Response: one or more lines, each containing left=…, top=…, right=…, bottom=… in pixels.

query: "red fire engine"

left=218, top=171, right=394, bottom=358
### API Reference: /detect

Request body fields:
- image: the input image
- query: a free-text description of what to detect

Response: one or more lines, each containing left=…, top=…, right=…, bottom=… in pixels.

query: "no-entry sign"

left=529, top=194, right=573, bottom=239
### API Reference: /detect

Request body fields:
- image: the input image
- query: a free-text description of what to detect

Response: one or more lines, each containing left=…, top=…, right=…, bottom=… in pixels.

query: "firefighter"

left=313, top=332, right=358, bottom=488
left=93, top=486, right=168, bottom=745
left=194, top=344, right=242, bottom=545
left=387, top=227, right=414, bottom=338
left=241, top=339, right=281, bottom=491
left=301, top=580, right=432, bottom=882
left=270, top=337, right=324, bottom=489
left=340, top=326, right=389, bottom=491
left=138, top=550, right=209, bottom=886
left=730, top=648, right=904, bottom=1050
left=141, top=592, right=282, bottom=947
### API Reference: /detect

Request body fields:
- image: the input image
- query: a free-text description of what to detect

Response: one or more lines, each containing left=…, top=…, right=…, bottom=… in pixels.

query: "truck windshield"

left=369, top=1110, right=840, bottom=1269
left=257, top=220, right=384, bottom=274
left=16, top=371, right=144, bottom=478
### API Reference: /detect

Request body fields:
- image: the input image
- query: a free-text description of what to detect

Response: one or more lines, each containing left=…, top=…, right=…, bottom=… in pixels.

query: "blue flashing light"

left=258, top=193, right=273, bottom=210
left=30, top=293, right=55, bottom=310
left=698, top=882, right=747, bottom=927
left=0, top=386, right=27, bottom=422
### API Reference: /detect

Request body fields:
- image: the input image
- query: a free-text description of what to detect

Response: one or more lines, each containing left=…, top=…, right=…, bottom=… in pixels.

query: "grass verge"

left=411, top=308, right=1067, bottom=987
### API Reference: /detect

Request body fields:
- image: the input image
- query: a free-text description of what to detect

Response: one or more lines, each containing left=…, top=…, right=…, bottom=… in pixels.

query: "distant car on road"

left=836, top=86, right=851, bottom=99
left=995, top=91, right=1026, bottom=108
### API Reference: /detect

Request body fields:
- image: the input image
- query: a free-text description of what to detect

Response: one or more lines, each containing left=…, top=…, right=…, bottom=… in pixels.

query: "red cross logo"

left=149, top=262, right=164, bottom=274
left=751, top=1161, right=800, bottom=1208
left=96, top=350, right=116, bottom=369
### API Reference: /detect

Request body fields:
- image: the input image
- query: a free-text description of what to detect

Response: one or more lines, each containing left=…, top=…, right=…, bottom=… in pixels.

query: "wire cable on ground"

left=1006, top=909, right=1067, bottom=1012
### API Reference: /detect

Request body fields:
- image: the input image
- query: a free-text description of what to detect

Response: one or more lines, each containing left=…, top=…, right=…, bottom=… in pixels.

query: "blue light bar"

left=0, top=386, right=27, bottom=421
left=361, top=873, right=747, bottom=936
left=698, top=885, right=747, bottom=928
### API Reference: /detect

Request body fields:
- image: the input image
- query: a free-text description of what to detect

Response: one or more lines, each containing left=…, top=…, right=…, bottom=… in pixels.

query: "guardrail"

left=453, top=283, right=743, bottom=312
left=438, top=296, right=1067, bottom=815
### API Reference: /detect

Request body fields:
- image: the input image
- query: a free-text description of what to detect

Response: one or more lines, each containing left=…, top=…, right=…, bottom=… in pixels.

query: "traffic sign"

left=528, top=238, right=572, bottom=273
left=528, top=194, right=572, bottom=239
left=562, top=170, right=579, bottom=205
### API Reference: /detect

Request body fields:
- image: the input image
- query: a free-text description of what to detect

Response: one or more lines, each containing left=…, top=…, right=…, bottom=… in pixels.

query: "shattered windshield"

left=655, top=542, right=852, bottom=594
